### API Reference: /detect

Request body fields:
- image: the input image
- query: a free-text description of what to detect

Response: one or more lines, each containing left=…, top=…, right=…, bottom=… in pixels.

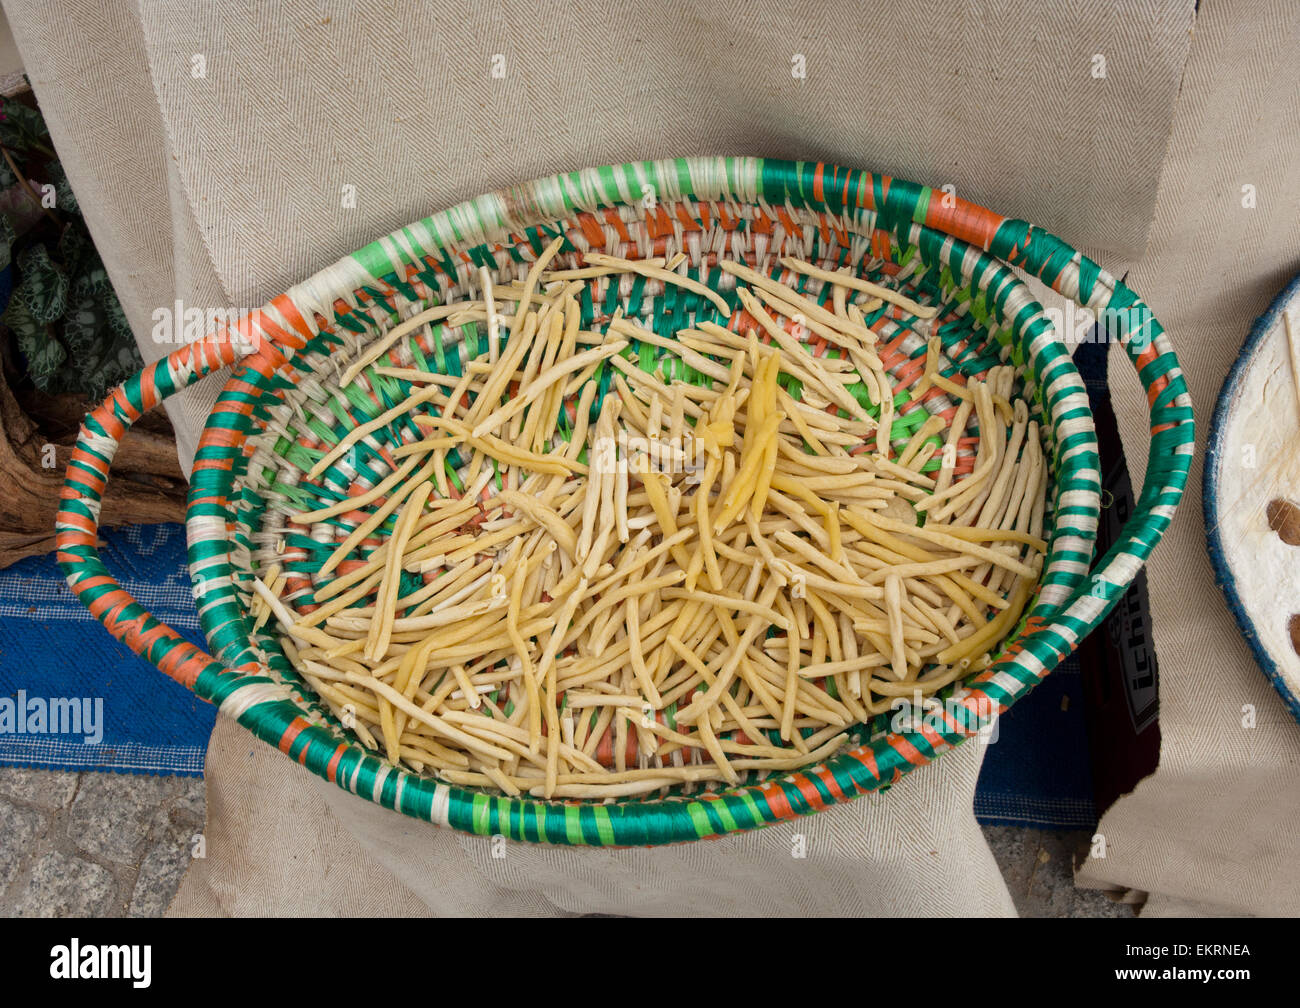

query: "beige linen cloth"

left=9, top=0, right=1262, bottom=915
left=1074, top=0, right=1300, bottom=916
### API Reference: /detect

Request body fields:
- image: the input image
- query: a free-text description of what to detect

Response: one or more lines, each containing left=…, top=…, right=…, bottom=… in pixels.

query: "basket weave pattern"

left=56, top=159, right=1193, bottom=845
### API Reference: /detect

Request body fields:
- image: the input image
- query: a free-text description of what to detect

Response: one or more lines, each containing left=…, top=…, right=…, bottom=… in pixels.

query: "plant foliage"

left=0, top=91, right=141, bottom=399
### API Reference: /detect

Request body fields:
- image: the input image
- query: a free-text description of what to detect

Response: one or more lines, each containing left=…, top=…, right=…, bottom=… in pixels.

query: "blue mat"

left=0, top=524, right=215, bottom=776
left=973, top=650, right=1095, bottom=828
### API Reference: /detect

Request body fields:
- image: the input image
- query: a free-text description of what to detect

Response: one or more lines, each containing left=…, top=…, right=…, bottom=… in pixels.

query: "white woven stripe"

left=79, top=426, right=119, bottom=464
left=1057, top=487, right=1100, bottom=513
left=384, top=228, right=424, bottom=270
left=1081, top=266, right=1120, bottom=314
left=427, top=782, right=451, bottom=827
left=620, top=163, right=648, bottom=206
left=371, top=763, right=391, bottom=805
left=1037, top=348, right=1087, bottom=389
left=0, top=737, right=206, bottom=775
left=186, top=517, right=236, bottom=606
left=402, top=218, right=438, bottom=260
left=545, top=173, right=575, bottom=217
left=1057, top=434, right=1099, bottom=465
left=1035, top=580, right=1073, bottom=611
left=647, top=160, right=679, bottom=204
left=1059, top=585, right=1109, bottom=628
left=1008, top=646, right=1047, bottom=680
left=286, top=259, right=371, bottom=330
left=218, top=680, right=292, bottom=721
left=1041, top=368, right=1085, bottom=407
left=1000, top=284, right=1041, bottom=328
left=985, top=668, right=1028, bottom=698
left=426, top=213, right=458, bottom=255
left=1046, top=556, right=1091, bottom=581
left=168, top=350, right=201, bottom=388
left=77, top=495, right=102, bottom=529
left=255, top=300, right=300, bottom=343
left=191, top=579, right=237, bottom=630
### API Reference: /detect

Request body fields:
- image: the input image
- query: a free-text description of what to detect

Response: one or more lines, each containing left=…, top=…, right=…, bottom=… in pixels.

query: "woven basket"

left=56, top=158, right=1193, bottom=846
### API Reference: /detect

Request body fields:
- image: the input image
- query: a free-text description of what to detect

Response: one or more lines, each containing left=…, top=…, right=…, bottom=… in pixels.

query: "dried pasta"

left=267, top=251, right=1048, bottom=799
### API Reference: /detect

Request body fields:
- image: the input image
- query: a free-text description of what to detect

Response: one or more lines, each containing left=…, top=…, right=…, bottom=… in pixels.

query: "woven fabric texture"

left=4, top=0, right=1195, bottom=473
left=170, top=713, right=1015, bottom=916
left=0, top=524, right=215, bottom=775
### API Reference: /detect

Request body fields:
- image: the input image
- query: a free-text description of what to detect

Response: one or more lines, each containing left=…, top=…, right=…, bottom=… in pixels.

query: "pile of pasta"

left=252, top=237, right=1049, bottom=799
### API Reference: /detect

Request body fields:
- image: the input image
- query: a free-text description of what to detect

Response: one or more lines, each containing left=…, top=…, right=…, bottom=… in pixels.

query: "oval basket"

left=56, top=158, right=1193, bottom=846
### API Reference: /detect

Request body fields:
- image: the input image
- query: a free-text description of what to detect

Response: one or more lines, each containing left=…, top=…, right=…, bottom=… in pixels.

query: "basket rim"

left=182, top=156, right=1173, bottom=846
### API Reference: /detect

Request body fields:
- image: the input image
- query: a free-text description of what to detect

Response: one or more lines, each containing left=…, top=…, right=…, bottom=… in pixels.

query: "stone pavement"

left=0, top=768, right=204, bottom=917
left=0, top=765, right=1133, bottom=916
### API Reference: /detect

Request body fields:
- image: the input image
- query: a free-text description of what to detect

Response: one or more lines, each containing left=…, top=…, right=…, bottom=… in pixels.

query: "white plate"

left=1205, top=272, right=1300, bottom=724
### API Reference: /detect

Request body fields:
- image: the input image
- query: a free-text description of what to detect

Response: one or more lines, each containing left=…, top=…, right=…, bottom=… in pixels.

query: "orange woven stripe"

left=325, top=743, right=347, bottom=783
left=811, top=763, right=847, bottom=803
left=789, top=773, right=829, bottom=811
left=1134, top=343, right=1171, bottom=407
left=925, top=198, right=1003, bottom=251
left=277, top=717, right=311, bottom=761
left=577, top=212, right=604, bottom=248
left=890, top=734, right=928, bottom=768
left=156, top=642, right=212, bottom=689
left=850, top=745, right=880, bottom=780
left=67, top=445, right=109, bottom=482
left=758, top=779, right=794, bottom=820
left=272, top=293, right=314, bottom=344
left=604, top=207, right=631, bottom=245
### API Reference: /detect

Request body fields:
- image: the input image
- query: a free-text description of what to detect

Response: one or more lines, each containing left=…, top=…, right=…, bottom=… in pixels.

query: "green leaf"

left=46, top=162, right=80, bottom=215
left=63, top=285, right=140, bottom=399
left=71, top=244, right=112, bottom=300
left=5, top=294, right=41, bottom=339
left=0, top=213, right=14, bottom=273
left=112, top=341, right=142, bottom=378
left=71, top=343, right=108, bottom=396
left=99, top=289, right=133, bottom=346
left=0, top=99, right=50, bottom=152
left=83, top=342, right=142, bottom=400
left=62, top=292, right=100, bottom=356
left=6, top=299, right=64, bottom=391
left=12, top=244, right=69, bottom=323
left=58, top=223, right=89, bottom=277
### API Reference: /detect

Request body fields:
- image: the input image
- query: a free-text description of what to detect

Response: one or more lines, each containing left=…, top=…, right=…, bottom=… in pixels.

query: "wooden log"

left=0, top=367, right=186, bottom=568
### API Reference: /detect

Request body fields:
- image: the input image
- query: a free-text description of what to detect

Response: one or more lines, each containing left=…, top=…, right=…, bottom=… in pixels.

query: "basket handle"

left=875, top=180, right=1193, bottom=637
left=55, top=331, right=249, bottom=691
left=992, top=223, right=1194, bottom=640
